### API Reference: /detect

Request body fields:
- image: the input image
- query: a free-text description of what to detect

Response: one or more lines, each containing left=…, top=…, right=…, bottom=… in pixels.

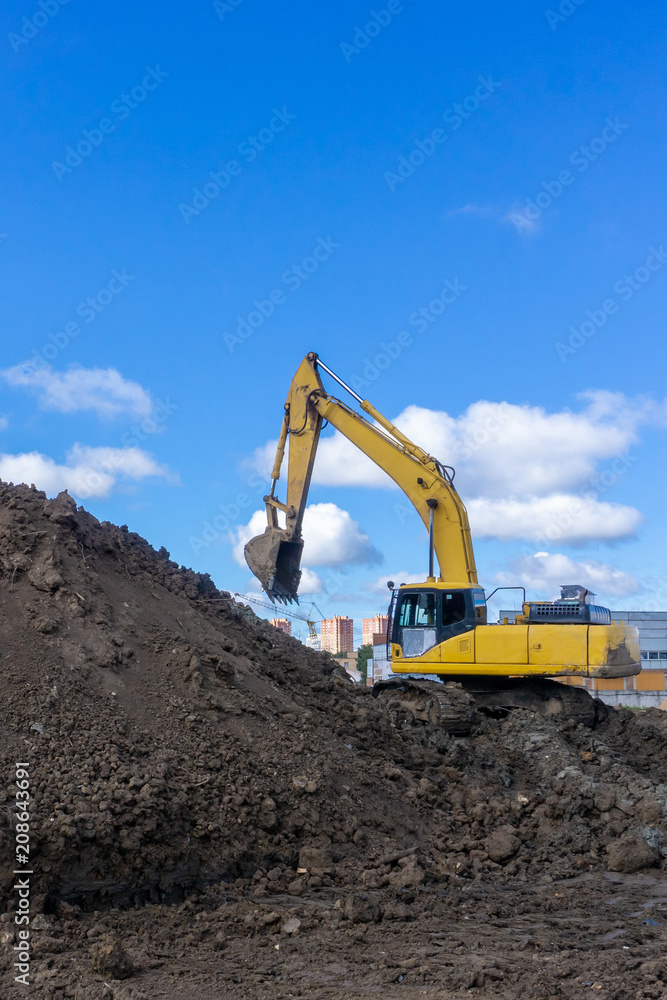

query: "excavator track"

left=373, top=679, right=476, bottom=736
left=466, top=676, right=605, bottom=728
left=373, top=676, right=605, bottom=735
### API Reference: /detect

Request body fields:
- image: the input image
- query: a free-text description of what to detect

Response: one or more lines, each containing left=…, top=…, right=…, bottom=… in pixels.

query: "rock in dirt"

left=484, top=826, right=520, bottom=864
left=606, top=834, right=659, bottom=873
left=91, top=939, right=134, bottom=979
left=298, top=845, right=332, bottom=874
left=281, top=916, right=301, bottom=935
left=343, top=892, right=381, bottom=923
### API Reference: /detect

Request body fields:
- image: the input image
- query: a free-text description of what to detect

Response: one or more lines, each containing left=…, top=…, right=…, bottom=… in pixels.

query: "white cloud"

left=299, top=568, right=325, bottom=594
left=249, top=391, right=655, bottom=545
left=232, top=503, right=381, bottom=572
left=447, top=203, right=495, bottom=219
left=502, top=209, right=540, bottom=235
left=0, top=444, right=175, bottom=499
left=301, top=503, right=381, bottom=567
left=1, top=364, right=153, bottom=419
left=249, top=434, right=385, bottom=488
left=382, top=394, right=648, bottom=499
left=468, top=495, right=643, bottom=545
left=447, top=201, right=542, bottom=235
left=0, top=417, right=8, bottom=431
left=496, top=551, right=640, bottom=599
left=232, top=511, right=271, bottom=567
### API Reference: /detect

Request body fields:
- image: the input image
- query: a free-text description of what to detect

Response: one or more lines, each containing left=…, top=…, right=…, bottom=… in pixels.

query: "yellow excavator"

left=244, top=353, right=640, bottom=730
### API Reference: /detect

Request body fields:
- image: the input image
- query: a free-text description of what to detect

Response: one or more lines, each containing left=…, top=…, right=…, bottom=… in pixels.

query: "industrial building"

left=368, top=633, right=391, bottom=684
left=332, top=650, right=361, bottom=683
left=599, top=611, right=667, bottom=707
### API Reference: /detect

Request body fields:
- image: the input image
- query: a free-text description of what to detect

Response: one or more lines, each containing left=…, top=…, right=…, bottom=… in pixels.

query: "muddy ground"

left=7, top=868, right=665, bottom=999
left=0, top=483, right=665, bottom=998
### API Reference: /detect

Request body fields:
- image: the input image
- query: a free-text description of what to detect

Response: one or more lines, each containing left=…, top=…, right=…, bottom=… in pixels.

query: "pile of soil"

left=0, top=482, right=665, bottom=999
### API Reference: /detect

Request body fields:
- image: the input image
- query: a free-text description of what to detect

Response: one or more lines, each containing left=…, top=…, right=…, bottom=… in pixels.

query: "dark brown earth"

left=0, top=482, right=665, bottom=998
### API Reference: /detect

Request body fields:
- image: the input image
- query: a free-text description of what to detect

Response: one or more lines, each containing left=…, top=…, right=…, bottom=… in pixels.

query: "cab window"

left=472, top=587, right=487, bottom=623
left=397, top=592, right=436, bottom=627
left=441, top=591, right=467, bottom=626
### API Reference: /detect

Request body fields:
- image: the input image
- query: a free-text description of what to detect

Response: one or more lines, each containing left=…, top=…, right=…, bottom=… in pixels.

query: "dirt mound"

left=0, top=482, right=665, bottom=997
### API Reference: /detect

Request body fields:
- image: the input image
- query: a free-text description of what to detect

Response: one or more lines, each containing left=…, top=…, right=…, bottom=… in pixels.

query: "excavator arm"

left=244, top=352, right=478, bottom=602
left=244, top=351, right=640, bottom=717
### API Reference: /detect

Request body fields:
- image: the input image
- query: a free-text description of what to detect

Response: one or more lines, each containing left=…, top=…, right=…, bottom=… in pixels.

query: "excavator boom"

left=244, top=352, right=477, bottom=602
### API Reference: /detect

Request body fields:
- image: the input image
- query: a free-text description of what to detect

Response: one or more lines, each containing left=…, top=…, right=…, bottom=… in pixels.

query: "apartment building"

left=320, top=616, right=354, bottom=654
left=362, top=615, right=389, bottom=648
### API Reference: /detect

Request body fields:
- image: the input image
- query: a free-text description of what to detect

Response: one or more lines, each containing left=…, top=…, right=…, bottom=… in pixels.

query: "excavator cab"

left=390, top=585, right=486, bottom=658
left=387, top=579, right=640, bottom=680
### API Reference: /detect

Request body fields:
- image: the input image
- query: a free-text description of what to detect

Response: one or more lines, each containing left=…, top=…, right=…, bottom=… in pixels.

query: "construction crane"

left=233, top=593, right=325, bottom=641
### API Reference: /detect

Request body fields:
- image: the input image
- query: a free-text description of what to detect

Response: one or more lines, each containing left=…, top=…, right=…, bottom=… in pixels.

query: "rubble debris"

left=0, top=483, right=665, bottom=998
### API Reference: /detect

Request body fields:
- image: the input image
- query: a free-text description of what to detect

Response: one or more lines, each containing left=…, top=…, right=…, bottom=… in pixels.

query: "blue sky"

left=2, top=0, right=666, bottom=641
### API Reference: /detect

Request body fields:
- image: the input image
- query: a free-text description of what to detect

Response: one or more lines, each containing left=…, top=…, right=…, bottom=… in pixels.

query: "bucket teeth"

left=244, top=528, right=303, bottom=603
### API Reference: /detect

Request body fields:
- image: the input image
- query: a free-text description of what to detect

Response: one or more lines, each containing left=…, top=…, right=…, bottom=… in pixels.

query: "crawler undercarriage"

left=372, top=676, right=606, bottom=735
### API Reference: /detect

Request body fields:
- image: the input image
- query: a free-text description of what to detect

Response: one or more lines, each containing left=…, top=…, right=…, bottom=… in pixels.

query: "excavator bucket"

left=244, top=527, right=303, bottom=603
